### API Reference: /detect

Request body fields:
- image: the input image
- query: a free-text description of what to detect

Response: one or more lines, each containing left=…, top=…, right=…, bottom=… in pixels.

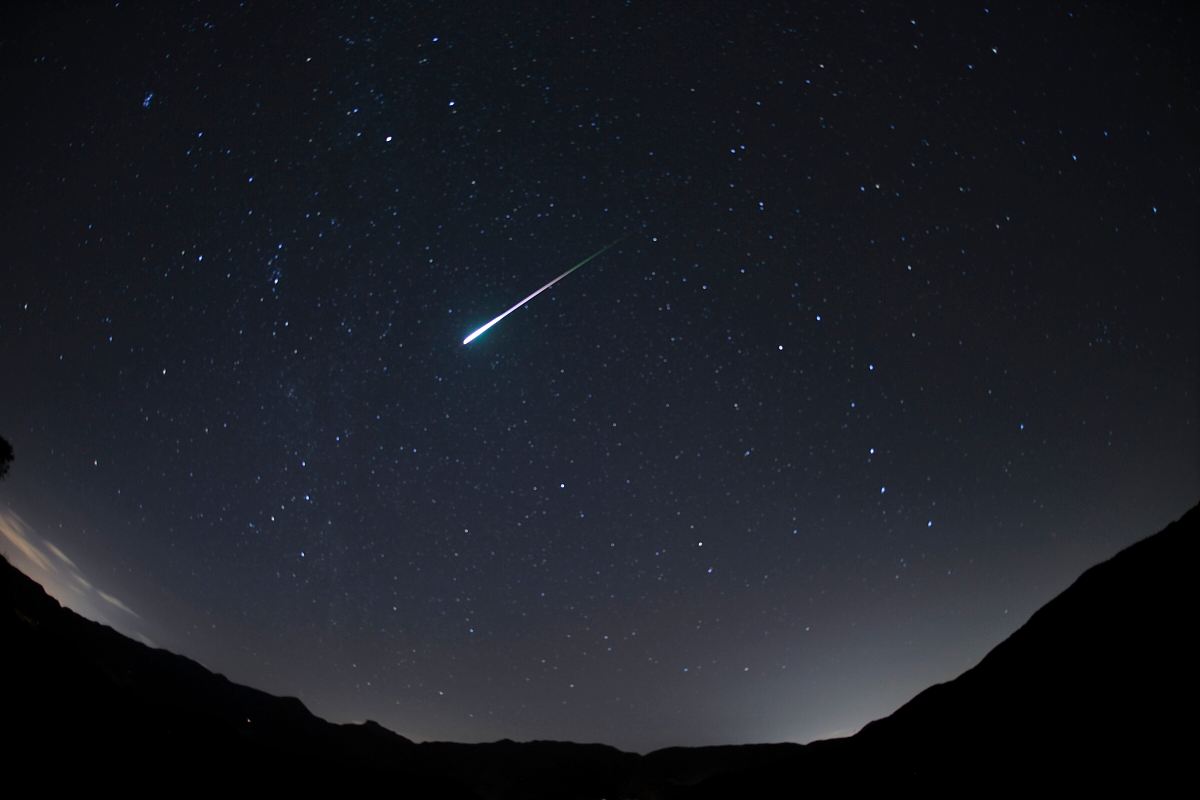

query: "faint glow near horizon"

left=0, top=507, right=149, bottom=645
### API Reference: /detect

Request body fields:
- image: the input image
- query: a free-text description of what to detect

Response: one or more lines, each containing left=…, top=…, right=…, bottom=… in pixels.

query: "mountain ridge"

left=3, top=504, right=1194, bottom=795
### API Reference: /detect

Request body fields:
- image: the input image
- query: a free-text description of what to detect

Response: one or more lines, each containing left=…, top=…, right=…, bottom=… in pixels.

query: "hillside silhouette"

left=2, top=505, right=1193, bottom=795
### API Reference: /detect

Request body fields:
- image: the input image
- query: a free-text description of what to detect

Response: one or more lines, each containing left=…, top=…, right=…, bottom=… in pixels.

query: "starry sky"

left=0, top=2, right=1196, bottom=753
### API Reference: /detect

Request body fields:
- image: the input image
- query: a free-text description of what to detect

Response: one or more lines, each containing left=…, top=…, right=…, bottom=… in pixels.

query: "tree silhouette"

left=0, top=435, right=12, bottom=481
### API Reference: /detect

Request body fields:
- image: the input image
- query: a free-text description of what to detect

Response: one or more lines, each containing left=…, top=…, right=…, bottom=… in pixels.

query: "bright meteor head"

left=462, top=320, right=497, bottom=346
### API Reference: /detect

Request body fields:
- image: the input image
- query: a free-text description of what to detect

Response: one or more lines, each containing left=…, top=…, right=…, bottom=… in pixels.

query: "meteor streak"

left=462, top=236, right=626, bottom=345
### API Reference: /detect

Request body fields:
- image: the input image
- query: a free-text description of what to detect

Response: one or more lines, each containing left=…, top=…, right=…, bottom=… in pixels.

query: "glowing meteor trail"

left=462, top=236, right=626, bottom=345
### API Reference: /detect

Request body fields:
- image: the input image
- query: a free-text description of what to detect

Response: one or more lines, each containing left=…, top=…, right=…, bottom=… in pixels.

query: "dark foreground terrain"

left=3, top=506, right=1194, bottom=796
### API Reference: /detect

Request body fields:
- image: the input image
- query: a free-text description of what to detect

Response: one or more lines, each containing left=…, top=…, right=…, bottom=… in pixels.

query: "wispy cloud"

left=97, top=589, right=141, bottom=618
left=0, top=508, right=147, bottom=638
left=0, top=512, right=53, bottom=572
left=43, top=539, right=78, bottom=570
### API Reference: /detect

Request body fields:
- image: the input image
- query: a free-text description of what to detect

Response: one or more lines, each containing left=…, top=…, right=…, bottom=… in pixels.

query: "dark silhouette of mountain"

left=679, top=503, right=1198, bottom=795
left=0, top=547, right=455, bottom=788
left=2, top=505, right=1194, bottom=795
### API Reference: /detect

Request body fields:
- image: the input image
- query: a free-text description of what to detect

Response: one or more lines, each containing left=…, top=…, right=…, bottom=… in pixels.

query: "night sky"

left=1, top=2, right=1196, bottom=753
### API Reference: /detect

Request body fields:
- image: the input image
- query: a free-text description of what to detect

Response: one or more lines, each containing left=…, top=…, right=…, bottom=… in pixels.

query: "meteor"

left=462, top=236, right=627, bottom=345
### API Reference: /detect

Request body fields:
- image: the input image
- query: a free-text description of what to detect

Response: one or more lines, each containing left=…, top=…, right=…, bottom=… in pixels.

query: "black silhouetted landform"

left=0, top=435, right=12, bottom=481
left=674, top=503, right=1197, bottom=796
left=3, top=505, right=1194, bottom=795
